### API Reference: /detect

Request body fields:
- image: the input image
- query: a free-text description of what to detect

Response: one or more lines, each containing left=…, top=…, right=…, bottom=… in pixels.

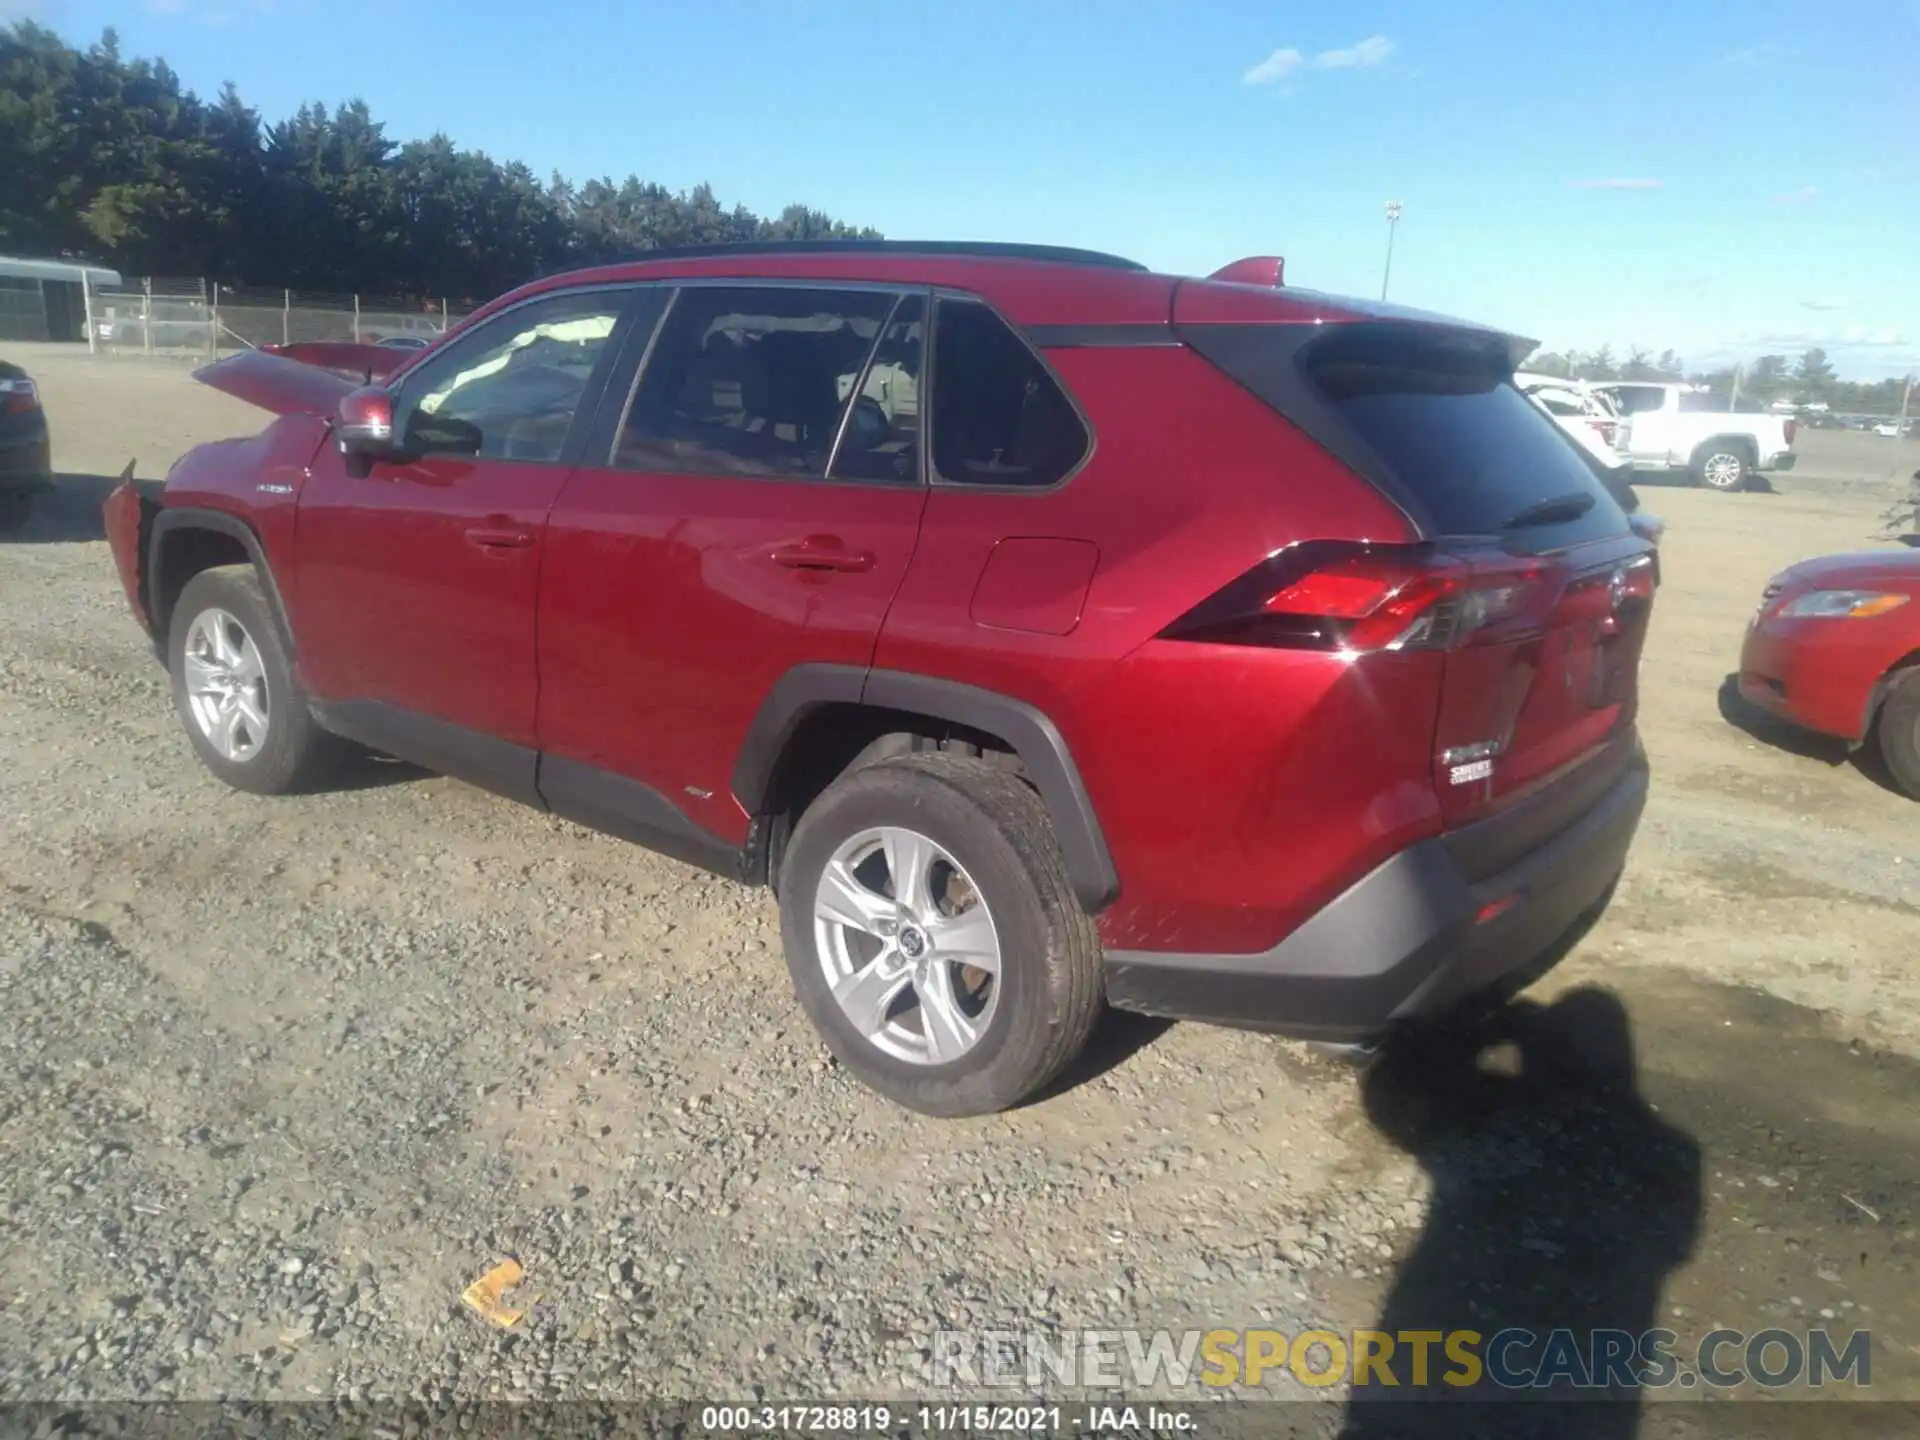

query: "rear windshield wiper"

left=1502, top=491, right=1596, bottom=529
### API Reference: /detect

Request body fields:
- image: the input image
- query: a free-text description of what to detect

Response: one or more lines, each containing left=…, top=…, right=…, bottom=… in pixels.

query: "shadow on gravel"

left=1341, top=986, right=1703, bottom=1439
left=1628, top=472, right=1777, bottom=495
left=319, top=748, right=435, bottom=793
left=1716, top=674, right=1904, bottom=796
left=0, top=471, right=122, bottom=544
left=1028, top=1009, right=1175, bottom=1105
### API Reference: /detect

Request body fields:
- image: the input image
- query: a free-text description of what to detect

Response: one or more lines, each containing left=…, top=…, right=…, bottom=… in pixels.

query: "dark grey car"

left=0, top=359, right=52, bottom=530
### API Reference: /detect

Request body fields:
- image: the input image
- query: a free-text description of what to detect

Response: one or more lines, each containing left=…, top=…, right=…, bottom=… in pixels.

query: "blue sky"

left=15, top=0, right=1920, bottom=376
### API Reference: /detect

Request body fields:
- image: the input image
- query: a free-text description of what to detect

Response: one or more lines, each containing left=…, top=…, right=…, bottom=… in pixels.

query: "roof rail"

left=542, top=239, right=1148, bottom=278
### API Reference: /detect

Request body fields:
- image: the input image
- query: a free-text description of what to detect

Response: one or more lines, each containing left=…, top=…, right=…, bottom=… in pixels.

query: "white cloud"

left=1313, top=35, right=1393, bottom=69
left=1801, top=297, right=1850, bottom=312
left=1568, top=178, right=1665, bottom=191
left=0, top=0, right=44, bottom=17
left=1245, top=35, right=1393, bottom=85
left=1774, top=185, right=1818, bottom=205
left=1244, top=47, right=1306, bottom=85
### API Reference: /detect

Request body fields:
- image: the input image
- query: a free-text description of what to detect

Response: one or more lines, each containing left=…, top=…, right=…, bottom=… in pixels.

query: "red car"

left=1738, top=545, right=1920, bottom=796
left=103, top=240, right=1657, bottom=1116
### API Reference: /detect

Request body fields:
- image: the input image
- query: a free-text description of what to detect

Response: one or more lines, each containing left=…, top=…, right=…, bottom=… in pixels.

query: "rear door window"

left=829, top=294, right=925, bottom=485
left=616, top=285, right=900, bottom=480
left=1302, top=327, right=1629, bottom=546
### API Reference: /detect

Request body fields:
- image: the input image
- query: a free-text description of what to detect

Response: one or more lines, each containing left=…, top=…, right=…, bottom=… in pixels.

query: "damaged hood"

left=194, top=344, right=403, bottom=416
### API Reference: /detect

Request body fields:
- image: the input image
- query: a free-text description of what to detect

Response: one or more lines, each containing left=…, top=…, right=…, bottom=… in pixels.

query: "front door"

left=293, top=286, right=635, bottom=794
left=535, top=283, right=929, bottom=849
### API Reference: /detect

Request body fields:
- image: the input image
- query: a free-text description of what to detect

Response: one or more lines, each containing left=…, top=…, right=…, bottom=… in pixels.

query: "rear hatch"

left=1177, top=305, right=1656, bottom=834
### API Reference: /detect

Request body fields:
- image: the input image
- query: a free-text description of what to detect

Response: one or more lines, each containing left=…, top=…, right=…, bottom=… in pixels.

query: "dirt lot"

left=3, top=348, right=1918, bottom=1427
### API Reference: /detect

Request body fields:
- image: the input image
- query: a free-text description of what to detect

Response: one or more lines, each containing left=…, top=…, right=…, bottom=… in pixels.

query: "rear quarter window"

left=1303, top=328, right=1630, bottom=547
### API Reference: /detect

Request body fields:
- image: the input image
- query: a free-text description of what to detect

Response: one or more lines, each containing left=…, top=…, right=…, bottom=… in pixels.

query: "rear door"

left=1299, top=328, right=1655, bottom=828
left=533, top=282, right=929, bottom=843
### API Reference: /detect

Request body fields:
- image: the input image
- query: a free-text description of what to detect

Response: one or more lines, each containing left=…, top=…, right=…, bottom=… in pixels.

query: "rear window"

left=1302, top=328, right=1629, bottom=545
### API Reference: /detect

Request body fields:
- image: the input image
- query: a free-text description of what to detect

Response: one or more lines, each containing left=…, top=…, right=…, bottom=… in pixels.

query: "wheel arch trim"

left=1863, top=651, right=1920, bottom=743
left=148, top=507, right=297, bottom=655
left=733, top=664, right=1120, bottom=914
left=1691, top=434, right=1760, bottom=464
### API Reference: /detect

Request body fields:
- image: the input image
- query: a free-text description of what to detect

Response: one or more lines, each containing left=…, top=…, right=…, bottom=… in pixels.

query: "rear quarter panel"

left=873, top=343, right=1438, bottom=955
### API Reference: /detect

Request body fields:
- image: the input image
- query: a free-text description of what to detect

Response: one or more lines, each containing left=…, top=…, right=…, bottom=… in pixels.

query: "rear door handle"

left=771, top=538, right=875, bottom=573
left=465, top=525, right=536, bottom=550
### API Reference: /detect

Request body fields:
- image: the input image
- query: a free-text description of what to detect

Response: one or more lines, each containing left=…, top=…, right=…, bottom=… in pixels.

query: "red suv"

left=104, top=241, right=1655, bottom=1116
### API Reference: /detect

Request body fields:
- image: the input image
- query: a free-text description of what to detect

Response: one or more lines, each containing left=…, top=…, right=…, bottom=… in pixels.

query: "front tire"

left=778, top=753, right=1104, bottom=1117
left=168, top=565, right=333, bottom=795
left=1874, top=669, right=1920, bottom=800
left=1693, top=445, right=1750, bottom=491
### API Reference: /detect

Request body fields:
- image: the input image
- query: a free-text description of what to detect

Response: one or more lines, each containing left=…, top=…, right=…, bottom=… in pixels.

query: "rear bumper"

left=1103, top=744, right=1649, bottom=1040
left=0, top=434, right=52, bottom=490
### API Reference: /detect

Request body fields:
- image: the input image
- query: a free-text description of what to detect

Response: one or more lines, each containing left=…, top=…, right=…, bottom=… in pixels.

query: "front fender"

left=147, top=506, right=301, bottom=657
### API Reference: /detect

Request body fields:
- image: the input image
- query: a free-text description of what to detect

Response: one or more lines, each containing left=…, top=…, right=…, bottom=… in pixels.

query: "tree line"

left=0, top=23, right=880, bottom=301
left=1523, top=344, right=1911, bottom=415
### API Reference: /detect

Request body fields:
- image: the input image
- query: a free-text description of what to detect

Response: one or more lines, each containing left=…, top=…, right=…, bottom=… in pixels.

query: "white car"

left=1592, top=381, right=1798, bottom=491
left=1514, top=374, right=1660, bottom=541
left=1873, top=422, right=1904, bottom=439
left=1514, top=372, right=1629, bottom=472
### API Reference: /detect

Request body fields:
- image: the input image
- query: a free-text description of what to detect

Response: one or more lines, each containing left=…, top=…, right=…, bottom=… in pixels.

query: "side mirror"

left=337, top=387, right=399, bottom=464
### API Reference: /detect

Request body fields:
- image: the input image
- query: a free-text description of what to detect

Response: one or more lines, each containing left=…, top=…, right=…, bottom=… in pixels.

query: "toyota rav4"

left=103, top=240, right=1656, bottom=1116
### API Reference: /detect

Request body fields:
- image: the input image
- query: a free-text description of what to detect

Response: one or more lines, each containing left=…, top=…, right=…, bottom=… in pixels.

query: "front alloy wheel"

left=168, top=564, right=335, bottom=794
left=182, top=607, right=271, bottom=762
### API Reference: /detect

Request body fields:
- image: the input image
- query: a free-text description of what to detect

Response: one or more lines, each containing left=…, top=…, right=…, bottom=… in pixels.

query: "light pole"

left=1381, top=200, right=1403, bottom=302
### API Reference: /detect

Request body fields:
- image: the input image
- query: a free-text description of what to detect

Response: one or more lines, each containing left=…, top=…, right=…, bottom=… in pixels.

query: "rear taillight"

left=1160, top=541, right=1560, bottom=653
left=0, top=377, right=39, bottom=415
left=1784, top=419, right=1798, bottom=445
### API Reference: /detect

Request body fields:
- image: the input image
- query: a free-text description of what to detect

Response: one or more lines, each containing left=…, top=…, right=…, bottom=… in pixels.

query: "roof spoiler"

left=1208, top=256, right=1285, bottom=287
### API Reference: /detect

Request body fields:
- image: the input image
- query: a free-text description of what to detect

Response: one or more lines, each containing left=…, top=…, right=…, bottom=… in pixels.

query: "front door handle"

left=771, top=537, right=875, bottom=573
left=465, top=525, right=536, bottom=550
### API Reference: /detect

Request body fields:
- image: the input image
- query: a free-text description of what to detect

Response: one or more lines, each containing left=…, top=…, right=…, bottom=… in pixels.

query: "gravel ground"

left=2, top=352, right=1918, bottom=1425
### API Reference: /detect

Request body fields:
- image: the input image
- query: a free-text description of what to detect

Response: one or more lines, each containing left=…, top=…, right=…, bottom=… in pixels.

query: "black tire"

left=168, top=565, right=334, bottom=795
left=1873, top=668, right=1920, bottom=800
left=1692, top=444, right=1750, bottom=491
left=778, top=752, right=1104, bottom=1117
left=0, top=491, right=31, bottom=532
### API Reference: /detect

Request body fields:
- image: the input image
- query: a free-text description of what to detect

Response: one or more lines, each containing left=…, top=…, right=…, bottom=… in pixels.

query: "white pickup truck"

left=1592, top=382, right=1797, bottom=491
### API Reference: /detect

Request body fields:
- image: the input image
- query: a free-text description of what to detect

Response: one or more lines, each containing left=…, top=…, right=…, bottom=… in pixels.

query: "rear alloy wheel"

left=779, top=753, right=1104, bottom=1116
left=813, top=825, right=1003, bottom=1067
left=1874, top=669, right=1920, bottom=800
left=169, top=565, right=334, bottom=795
left=1695, top=447, right=1749, bottom=491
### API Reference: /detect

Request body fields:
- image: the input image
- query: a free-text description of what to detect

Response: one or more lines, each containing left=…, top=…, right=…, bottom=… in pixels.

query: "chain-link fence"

left=85, top=277, right=471, bottom=359
left=0, top=277, right=52, bottom=342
